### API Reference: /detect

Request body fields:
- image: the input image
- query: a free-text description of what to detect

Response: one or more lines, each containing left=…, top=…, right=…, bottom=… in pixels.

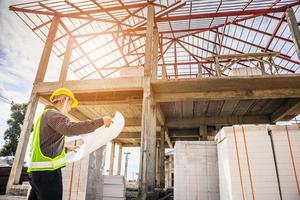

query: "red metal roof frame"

left=9, top=0, right=300, bottom=79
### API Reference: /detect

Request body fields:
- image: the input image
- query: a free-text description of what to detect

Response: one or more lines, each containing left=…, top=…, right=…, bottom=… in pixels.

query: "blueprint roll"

left=66, top=111, right=125, bottom=163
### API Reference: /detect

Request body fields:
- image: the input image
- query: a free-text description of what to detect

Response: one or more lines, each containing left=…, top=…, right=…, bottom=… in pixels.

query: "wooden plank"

left=206, top=100, right=224, bottom=117
left=219, top=100, right=239, bottom=116
left=165, top=128, right=173, bottom=148
left=233, top=100, right=255, bottom=115
left=159, top=127, right=165, bottom=188
left=152, top=74, right=300, bottom=93
left=166, top=115, right=270, bottom=128
left=260, top=99, right=285, bottom=115
left=247, top=99, right=268, bottom=115
left=109, top=142, right=116, bottom=175
left=206, top=51, right=280, bottom=61
left=174, top=102, right=182, bottom=119
left=117, top=144, right=123, bottom=176
left=200, top=125, right=208, bottom=140
left=35, top=77, right=143, bottom=94
left=155, top=88, right=300, bottom=102
left=286, top=8, right=300, bottom=61
left=59, top=36, right=74, bottom=86
left=271, top=98, right=300, bottom=122
left=6, top=16, right=60, bottom=193
left=182, top=101, right=194, bottom=118
left=156, top=104, right=165, bottom=125
left=194, top=101, right=209, bottom=116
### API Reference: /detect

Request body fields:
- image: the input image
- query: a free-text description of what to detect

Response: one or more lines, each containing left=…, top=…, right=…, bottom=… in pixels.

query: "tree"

left=0, top=103, right=27, bottom=156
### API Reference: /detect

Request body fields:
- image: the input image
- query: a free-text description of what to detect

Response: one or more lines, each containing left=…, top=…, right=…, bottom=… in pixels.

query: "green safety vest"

left=27, top=109, right=66, bottom=172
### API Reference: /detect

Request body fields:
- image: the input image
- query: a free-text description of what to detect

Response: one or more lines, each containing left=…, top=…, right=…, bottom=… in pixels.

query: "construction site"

left=1, top=0, right=300, bottom=199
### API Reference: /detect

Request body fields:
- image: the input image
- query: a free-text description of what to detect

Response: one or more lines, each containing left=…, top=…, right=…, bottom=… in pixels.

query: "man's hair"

left=52, top=95, right=68, bottom=105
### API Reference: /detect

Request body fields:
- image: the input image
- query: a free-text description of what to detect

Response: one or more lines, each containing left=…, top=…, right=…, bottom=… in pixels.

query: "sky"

left=0, top=0, right=141, bottom=180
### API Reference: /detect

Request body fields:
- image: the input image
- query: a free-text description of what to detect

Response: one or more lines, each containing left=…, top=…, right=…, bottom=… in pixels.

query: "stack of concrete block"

left=62, top=155, right=90, bottom=200
left=103, top=175, right=126, bottom=200
left=269, top=125, right=300, bottom=199
left=174, top=141, right=219, bottom=200
left=216, top=124, right=300, bottom=200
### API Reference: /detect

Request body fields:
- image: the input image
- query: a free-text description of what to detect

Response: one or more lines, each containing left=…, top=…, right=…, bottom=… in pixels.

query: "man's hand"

left=103, top=116, right=113, bottom=128
left=66, top=146, right=80, bottom=153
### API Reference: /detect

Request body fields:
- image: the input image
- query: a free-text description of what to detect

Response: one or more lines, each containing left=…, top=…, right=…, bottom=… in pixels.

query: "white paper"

left=66, top=111, right=125, bottom=163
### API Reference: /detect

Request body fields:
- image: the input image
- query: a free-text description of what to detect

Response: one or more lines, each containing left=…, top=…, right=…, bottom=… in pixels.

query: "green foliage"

left=0, top=103, right=27, bottom=156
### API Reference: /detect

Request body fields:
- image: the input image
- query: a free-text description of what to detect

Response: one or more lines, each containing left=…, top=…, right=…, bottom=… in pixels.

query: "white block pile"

left=269, top=125, right=300, bottom=200
left=62, top=156, right=90, bottom=200
left=215, top=124, right=300, bottom=200
left=103, top=175, right=126, bottom=200
left=174, top=141, right=219, bottom=200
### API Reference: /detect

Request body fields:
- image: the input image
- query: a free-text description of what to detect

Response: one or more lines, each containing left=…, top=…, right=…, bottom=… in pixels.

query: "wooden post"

left=286, top=8, right=300, bottom=61
left=168, top=156, right=172, bottom=187
left=162, top=65, right=167, bottom=79
left=138, top=1, right=157, bottom=198
left=215, top=57, right=221, bottom=77
left=159, top=127, right=165, bottom=188
left=6, top=16, right=60, bottom=193
left=200, top=125, right=208, bottom=141
left=155, top=143, right=160, bottom=187
left=198, top=63, right=203, bottom=77
left=117, top=143, right=123, bottom=175
left=59, top=36, right=74, bottom=87
left=109, top=141, right=116, bottom=175
left=259, top=60, right=267, bottom=75
left=152, top=27, right=159, bottom=80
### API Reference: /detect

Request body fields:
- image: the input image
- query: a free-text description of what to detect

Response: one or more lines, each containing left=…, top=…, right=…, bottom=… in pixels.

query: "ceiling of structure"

left=10, top=0, right=300, bottom=80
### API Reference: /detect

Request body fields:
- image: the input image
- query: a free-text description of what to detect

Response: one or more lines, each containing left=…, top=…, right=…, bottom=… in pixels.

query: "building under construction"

left=2, top=0, right=300, bottom=199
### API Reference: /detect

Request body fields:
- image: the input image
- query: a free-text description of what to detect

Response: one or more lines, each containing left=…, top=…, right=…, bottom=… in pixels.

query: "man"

left=27, top=88, right=112, bottom=200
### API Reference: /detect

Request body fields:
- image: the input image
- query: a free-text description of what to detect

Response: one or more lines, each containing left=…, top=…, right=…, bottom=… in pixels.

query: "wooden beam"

left=117, top=132, right=161, bottom=139
left=117, top=144, right=123, bottom=176
left=6, top=16, right=60, bottom=193
left=200, top=125, right=208, bottom=141
left=152, top=27, right=159, bottom=80
left=271, top=98, right=300, bottom=122
left=156, top=104, right=165, bottom=125
left=153, top=75, right=300, bottom=102
left=286, top=8, right=300, bottom=61
left=59, top=36, right=74, bottom=86
left=35, top=77, right=143, bottom=94
left=206, top=51, right=280, bottom=61
left=109, top=142, right=116, bottom=175
left=159, top=126, right=165, bottom=188
left=167, top=115, right=271, bottom=128
left=165, top=128, right=173, bottom=148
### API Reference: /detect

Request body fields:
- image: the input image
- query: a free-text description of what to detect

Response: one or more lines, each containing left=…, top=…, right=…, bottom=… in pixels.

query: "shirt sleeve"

left=45, top=110, right=104, bottom=136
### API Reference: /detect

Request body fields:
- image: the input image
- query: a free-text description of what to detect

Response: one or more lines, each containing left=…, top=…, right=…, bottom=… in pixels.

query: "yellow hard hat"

left=49, top=88, right=78, bottom=108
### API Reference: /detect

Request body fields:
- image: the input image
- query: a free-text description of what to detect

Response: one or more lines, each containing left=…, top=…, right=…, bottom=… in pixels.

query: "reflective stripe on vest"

left=28, top=109, right=66, bottom=172
left=28, top=156, right=66, bottom=169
